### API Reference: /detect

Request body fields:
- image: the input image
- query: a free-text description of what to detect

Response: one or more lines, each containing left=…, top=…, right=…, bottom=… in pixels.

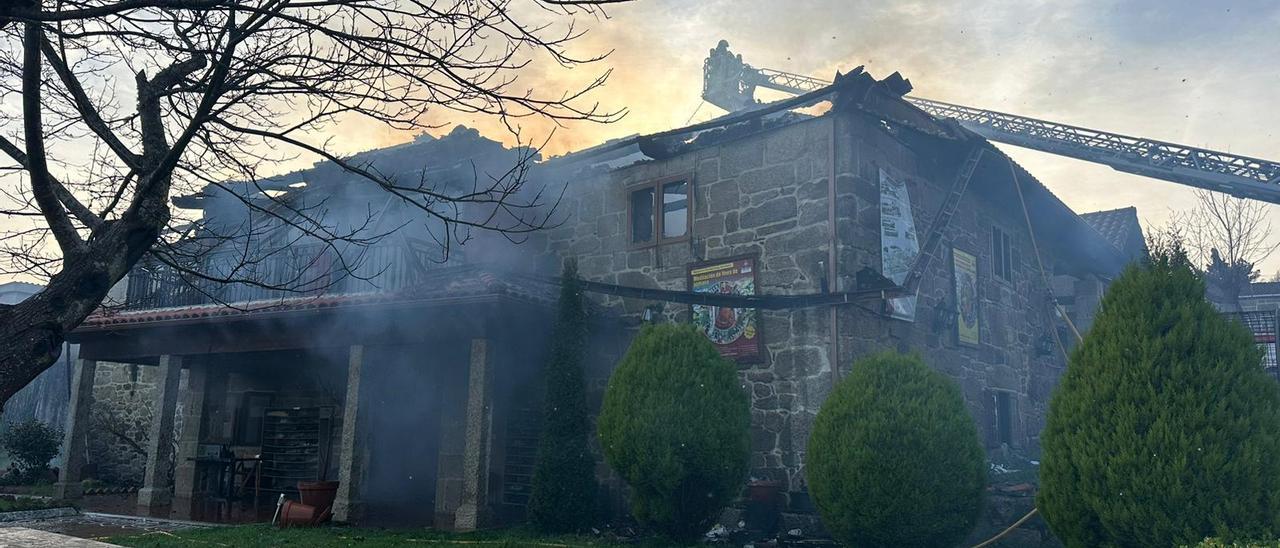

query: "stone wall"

left=86, top=362, right=186, bottom=486
left=534, top=108, right=1095, bottom=502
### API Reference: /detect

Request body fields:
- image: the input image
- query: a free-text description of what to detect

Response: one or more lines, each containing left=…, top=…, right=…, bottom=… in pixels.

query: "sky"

left=4, top=0, right=1280, bottom=282
left=341, top=0, right=1279, bottom=276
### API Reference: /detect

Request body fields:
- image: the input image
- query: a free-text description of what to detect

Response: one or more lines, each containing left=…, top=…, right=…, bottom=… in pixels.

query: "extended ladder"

left=901, top=147, right=986, bottom=294
left=701, top=42, right=1280, bottom=204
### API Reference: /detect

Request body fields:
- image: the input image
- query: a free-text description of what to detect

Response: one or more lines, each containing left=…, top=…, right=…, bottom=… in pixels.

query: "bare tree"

left=1163, top=189, right=1280, bottom=309
left=1175, top=189, right=1280, bottom=270
left=0, top=0, right=627, bottom=406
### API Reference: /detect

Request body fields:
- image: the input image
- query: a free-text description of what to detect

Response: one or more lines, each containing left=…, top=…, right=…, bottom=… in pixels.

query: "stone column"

left=137, top=355, right=183, bottom=512
left=454, top=339, right=493, bottom=531
left=55, top=359, right=97, bottom=500
left=171, top=360, right=210, bottom=519
left=333, top=345, right=366, bottom=523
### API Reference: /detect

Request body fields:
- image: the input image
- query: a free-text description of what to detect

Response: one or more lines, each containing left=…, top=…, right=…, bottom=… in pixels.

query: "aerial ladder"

left=702, top=40, right=1280, bottom=205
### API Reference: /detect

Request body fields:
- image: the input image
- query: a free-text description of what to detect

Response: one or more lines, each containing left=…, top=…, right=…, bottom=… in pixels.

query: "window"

left=992, top=227, right=1014, bottom=282
left=629, top=177, right=690, bottom=246
left=630, top=187, right=655, bottom=243
left=995, top=391, right=1015, bottom=446
left=661, top=181, right=688, bottom=239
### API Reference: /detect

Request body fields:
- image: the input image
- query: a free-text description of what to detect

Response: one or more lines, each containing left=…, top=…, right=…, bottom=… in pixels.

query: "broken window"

left=631, top=187, right=655, bottom=243
left=630, top=177, right=691, bottom=246
left=992, top=227, right=1013, bottom=282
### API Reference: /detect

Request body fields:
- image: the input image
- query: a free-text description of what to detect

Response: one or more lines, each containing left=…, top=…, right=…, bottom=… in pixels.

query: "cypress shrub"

left=1039, top=252, right=1280, bottom=547
left=807, top=351, right=986, bottom=548
left=527, top=262, right=598, bottom=533
left=597, top=323, right=750, bottom=541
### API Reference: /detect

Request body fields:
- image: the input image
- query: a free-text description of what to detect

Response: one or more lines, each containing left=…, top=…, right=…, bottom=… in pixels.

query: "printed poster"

left=880, top=169, right=919, bottom=321
left=953, top=248, right=980, bottom=345
left=690, top=257, right=763, bottom=363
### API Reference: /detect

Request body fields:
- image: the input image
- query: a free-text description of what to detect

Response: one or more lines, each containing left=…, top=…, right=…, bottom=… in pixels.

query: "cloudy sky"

left=343, top=0, right=1280, bottom=275
left=4, top=0, right=1279, bottom=283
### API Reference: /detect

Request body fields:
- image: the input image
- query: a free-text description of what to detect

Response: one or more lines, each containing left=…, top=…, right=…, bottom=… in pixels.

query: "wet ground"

left=0, top=527, right=119, bottom=547
left=0, top=511, right=208, bottom=543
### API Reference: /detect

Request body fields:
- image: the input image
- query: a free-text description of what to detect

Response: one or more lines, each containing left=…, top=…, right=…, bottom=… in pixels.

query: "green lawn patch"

left=109, top=524, right=687, bottom=548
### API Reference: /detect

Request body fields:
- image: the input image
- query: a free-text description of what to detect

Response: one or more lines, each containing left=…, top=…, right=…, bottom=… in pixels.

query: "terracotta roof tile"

left=81, top=266, right=555, bottom=328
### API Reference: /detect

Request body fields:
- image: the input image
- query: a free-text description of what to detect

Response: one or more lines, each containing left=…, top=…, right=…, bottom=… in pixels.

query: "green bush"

left=527, top=263, right=598, bottom=533
left=597, top=323, right=749, bottom=541
left=807, top=352, right=986, bottom=548
left=0, top=419, right=62, bottom=480
left=1039, top=252, right=1280, bottom=547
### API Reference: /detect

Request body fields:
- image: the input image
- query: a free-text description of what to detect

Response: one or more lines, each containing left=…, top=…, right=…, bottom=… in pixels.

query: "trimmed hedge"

left=597, top=323, right=749, bottom=541
left=1039, top=253, right=1280, bottom=547
left=527, top=262, right=598, bottom=533
left=807, top=351, right=986, bottom=548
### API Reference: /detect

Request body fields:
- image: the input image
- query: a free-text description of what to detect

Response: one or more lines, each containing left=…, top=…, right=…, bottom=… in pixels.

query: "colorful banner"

left=690, top=257, right=762, bottom=363
left=880, top=169, right=919, bottom=321
left=953, top=248, right=980, bottom=346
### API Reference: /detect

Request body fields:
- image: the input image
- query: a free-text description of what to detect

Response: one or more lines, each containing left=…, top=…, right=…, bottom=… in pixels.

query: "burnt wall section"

left=536, top=109, right=1085, bottom=498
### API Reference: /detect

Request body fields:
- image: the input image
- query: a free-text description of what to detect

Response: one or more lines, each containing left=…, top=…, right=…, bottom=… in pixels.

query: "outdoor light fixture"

left=1037, top=334, right=1058, bottom=357
left=643, top=303, right=664, bottom=323
left=932, top=303, right=958, bottom=334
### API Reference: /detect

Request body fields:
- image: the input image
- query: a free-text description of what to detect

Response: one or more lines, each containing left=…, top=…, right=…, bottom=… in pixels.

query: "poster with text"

left=880, top=169, right=919, bottom=321
left=953, top=248, right=980, bottom=345
left=690, top=257, right=762, bottom=363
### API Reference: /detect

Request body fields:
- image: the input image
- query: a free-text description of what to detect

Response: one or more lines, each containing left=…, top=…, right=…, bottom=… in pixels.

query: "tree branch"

left=21, top=22, right=85, bottom=254
left=39, top=38, right=143, bottom=170
left=0, top=134, right=103, bottom=230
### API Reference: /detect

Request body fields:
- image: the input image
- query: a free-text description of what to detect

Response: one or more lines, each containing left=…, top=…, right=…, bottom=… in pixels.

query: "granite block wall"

left=534, top=109, right=1093, bottom=499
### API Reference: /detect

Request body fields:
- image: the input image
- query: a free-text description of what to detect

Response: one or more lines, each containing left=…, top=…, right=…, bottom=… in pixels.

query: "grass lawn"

left=109, top=524, right=688, bottom=548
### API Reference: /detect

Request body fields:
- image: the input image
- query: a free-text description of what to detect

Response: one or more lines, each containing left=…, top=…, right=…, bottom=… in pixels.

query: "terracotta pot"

left=744, top=480, right=782, bottom=536
left=746, top=479, right=781, bottom=502
left=297, top=480, right=340, bottom=514
left=278, top=500, right=318, bottom=528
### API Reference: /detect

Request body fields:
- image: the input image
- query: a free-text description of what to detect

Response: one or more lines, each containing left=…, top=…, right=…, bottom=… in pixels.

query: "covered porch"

left=64, top=273, right=556, bottom=529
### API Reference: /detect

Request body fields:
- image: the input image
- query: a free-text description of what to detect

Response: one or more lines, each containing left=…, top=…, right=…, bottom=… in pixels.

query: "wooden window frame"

left=627, top=174, right=693, bottom=250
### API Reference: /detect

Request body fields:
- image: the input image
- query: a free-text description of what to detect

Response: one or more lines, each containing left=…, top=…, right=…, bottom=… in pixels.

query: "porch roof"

left=74, top=266, right=557, bottom=333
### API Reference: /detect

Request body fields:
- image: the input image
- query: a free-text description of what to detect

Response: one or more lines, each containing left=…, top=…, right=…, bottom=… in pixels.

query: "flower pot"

left=297, top=480, right=339, bottom=514
left=278, top=500, right=319, bottom=528
left=744, top=480, right=782, bottom=536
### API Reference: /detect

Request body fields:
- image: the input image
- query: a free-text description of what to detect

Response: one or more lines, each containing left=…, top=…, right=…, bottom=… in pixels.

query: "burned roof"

left=540, top=66, right=1129, bottom=277
left=174, top=125, right=534, bottom=211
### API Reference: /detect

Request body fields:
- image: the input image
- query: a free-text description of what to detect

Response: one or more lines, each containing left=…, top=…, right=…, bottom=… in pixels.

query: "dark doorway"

left=361, top=344, right=451, bottom=526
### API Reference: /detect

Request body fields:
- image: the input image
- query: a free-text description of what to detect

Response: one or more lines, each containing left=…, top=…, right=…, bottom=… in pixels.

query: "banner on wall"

left=879, top=169, right=919, bottom=321
left=689, top=256, right=763, bottom=363
left=953, top=248, right=981, bottom=346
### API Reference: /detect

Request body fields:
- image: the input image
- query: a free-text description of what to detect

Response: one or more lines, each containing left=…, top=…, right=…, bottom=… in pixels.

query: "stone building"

left=527, top=70, right=1130, bottom=497
left=61, top=69, right=1135, bottom=528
